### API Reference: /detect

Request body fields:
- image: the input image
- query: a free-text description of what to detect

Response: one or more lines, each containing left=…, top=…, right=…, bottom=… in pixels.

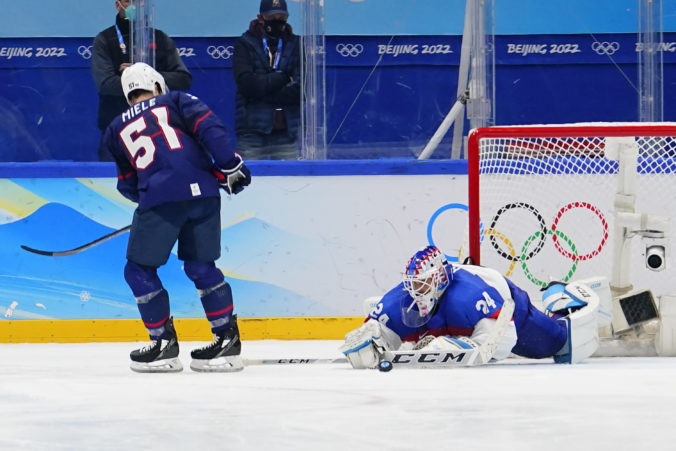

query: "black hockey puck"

left=378, top=360, right=393, bottom=372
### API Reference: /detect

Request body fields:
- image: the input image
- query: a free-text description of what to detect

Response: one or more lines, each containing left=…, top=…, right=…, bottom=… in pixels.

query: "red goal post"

left=466, top=123, right=676, bottom=305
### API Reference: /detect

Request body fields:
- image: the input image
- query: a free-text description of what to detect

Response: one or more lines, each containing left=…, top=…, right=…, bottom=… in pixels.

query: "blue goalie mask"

left=401, top=246, right=451, bottom=327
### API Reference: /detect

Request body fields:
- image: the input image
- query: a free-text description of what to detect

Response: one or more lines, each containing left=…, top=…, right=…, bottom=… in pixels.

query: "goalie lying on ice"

left=339, top=245, right=601, bottom=368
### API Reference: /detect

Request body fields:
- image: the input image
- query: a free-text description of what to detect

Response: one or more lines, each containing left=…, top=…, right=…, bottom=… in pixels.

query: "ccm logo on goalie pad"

left=391, top=351, right=468, bottom=365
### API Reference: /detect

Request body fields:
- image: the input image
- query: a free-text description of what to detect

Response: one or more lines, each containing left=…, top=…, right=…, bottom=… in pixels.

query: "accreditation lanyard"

left=262, top=37, right=283, bottom=69
left=115, top=24, right=127, bottom=55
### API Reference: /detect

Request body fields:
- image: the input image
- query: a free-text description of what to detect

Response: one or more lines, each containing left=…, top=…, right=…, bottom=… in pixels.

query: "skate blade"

left=190, top=355, right=244, bottom=373
left=130, top=357, right=183, bottom=373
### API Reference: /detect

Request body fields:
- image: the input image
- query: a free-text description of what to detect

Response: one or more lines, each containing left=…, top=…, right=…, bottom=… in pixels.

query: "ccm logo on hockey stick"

left=391, top=351, right=467, bottom=365
left=275, top=359, right=314, bottom=364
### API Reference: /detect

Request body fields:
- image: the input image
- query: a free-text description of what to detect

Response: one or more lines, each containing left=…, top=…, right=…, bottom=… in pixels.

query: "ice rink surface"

left=1, top=340, right=675, bottom=451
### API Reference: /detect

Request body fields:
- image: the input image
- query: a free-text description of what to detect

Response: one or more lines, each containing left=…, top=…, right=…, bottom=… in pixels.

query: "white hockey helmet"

left=121, top=62, right=168, bottom=105
left=401, top=245, right=451, bottom=327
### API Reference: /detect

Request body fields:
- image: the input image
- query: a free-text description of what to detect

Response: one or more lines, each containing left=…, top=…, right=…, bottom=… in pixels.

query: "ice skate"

left=190, top=315, right=243, bottom=372
left=130, top=317, right=183, bottom=373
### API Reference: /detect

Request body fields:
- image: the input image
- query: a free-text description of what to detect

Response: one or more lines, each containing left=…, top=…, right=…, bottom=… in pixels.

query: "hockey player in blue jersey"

left=340, top=245, right=602, bottom=368
left=101, top=62, right=251, bottom=373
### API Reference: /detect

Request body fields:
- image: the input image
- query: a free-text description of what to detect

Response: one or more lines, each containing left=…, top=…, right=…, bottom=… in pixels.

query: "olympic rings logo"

left=207, top=45, right=233, bottom=60
left=486, top=201, right=609, bottom=287
left=592, top=41, right=620, bottom=56
left=78, top=45, right=92, bottom=59
left=336, top=43, right=364, bottom=57
left=427, top=203, right=482, bottom=263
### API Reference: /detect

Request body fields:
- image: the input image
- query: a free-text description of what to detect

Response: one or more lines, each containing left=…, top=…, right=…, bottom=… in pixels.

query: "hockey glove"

left=213, top=154, right=251, bottom=195
left=339, top=319, right=401, bottom=369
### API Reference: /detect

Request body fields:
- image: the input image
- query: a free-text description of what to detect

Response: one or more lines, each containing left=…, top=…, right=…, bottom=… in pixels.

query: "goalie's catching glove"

left=213, top=154, right=251, bottom=195
left=338, top=319, right=401, bottom=369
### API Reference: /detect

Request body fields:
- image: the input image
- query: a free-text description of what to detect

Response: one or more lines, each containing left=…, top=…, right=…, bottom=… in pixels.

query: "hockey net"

left=466, top=123, right=676, bottom=356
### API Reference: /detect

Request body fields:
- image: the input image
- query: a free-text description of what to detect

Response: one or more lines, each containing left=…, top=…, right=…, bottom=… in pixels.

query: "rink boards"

left=0, top=160, right=467, bottom=342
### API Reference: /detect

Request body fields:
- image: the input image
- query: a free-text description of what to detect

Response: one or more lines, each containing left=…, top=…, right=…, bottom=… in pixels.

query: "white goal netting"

left=466, top=123, right=676, bottom=356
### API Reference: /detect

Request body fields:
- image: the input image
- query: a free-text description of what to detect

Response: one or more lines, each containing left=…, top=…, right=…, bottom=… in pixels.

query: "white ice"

left=1, top=340, right=675, bottom=451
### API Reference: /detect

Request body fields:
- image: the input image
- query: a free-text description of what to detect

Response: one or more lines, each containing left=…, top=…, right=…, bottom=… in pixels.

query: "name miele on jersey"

left=121, top=97, right=157, bottom=123
left=0, top=47, right=67, bottom=59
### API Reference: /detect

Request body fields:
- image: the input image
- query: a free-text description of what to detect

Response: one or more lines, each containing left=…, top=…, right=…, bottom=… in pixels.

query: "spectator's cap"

left=260, top=0, right=288, bottom=17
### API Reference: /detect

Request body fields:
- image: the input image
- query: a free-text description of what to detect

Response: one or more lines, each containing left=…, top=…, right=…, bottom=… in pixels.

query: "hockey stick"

left=244, top=357, right=348, bottom=366
left=381, top=348, right=478, bottom=368
left=246, top=292, right=516, bottom=369
left=20, top=225, right=132, bottom=257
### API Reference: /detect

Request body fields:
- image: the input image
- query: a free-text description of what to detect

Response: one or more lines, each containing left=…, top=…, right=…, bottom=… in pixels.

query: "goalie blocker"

left=340, top=246, right=603, bottom=369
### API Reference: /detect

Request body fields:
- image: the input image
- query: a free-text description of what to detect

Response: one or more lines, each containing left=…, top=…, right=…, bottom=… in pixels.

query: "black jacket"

left=91, top=15, right=192, bottom=131
left=233, top=20, right=301, bottom=138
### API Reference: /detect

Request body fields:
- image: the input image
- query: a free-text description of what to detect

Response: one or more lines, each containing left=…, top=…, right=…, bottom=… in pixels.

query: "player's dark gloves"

left=212, top=154, right=251, bottom=195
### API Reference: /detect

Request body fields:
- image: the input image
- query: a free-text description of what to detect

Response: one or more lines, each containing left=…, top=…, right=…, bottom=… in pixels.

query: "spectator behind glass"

left=91, top=0, right=192, bottom=161
left=233, top=0, right=301, bottom=160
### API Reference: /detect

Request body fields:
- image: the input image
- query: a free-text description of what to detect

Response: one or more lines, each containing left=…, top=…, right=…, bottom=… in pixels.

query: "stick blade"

left=20, top=225, right=131, bottom=257
left=20, top=244, right=58, bottom=257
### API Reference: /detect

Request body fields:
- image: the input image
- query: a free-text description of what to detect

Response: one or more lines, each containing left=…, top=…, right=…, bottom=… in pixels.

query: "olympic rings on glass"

left=520, top=229, right=578, bottom=288
left=551, top=201, right=608, bottom=261
left=489, top=202, right=546, bottom=261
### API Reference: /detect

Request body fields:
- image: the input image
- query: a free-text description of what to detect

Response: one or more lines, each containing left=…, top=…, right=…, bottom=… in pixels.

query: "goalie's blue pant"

left=508, top=280, right=568, bottom=359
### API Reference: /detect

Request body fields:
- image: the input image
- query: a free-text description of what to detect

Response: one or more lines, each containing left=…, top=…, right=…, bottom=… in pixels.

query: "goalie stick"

left=246, top=295, right=516, bottom=369
left=244, top=357, right=348, bottom=366
left=21, top=225, right=131, bottom=257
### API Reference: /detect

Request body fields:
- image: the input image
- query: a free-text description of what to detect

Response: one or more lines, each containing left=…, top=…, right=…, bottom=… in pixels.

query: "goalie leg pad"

left=419, top=336, right=476, bottom=352
left=554, top=292, right=600, bottom=364
left=574, top=277, right=612, bottom=328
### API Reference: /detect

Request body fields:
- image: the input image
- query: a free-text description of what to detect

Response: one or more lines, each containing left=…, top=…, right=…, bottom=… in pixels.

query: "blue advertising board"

left=1, top=33, right=676, bottom=161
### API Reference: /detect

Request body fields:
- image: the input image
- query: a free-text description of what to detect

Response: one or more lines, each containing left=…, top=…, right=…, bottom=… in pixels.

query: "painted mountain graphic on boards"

left=0, top=203, right=333, bottom=320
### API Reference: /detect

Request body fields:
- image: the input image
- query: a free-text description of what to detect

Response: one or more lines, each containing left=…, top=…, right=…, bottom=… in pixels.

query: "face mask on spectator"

left=264, top=19, right=287, bottom=38
left=117, top=1, right=137, bottom=20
